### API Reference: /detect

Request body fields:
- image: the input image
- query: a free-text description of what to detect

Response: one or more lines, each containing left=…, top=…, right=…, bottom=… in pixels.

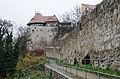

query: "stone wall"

left=45, top=47, right=60, bottom=59
left=28, top=25, right=57, bottom=50
left=57, top=0, right=120, bottom=70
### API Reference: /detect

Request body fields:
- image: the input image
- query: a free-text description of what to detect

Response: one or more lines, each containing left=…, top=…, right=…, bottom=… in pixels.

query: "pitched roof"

left=44, top=15, right=59, bottom=22
left=81, top=4, right=96, bottom=10
left=28, top=13, right=45, bottom=24
left=81, top=4, right=96, bottom=15
left=27, top=13, right=58, bottom=26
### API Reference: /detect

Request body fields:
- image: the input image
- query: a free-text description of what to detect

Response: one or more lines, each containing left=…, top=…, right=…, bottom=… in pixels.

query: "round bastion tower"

left=27, top=12, right=59, bottom=50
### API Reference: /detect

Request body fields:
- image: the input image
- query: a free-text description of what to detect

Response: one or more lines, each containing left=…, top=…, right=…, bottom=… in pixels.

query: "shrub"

left=16, top=53, right=47, bottom=70
left=10, top=53, right=49, bottom=79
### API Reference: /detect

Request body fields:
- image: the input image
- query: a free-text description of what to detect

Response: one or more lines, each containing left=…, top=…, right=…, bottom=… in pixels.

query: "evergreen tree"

left=0, top=24, right=7, bottom=78
left=0, top=19, right=21, bottom=78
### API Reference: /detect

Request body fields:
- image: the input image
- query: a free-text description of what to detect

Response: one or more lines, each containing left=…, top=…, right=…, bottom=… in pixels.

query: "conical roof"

left=27, top=13, right=45, bottom=26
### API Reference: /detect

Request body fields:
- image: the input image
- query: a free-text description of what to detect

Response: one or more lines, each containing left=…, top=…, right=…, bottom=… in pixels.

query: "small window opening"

left=32, top=29, right=34, bottom=32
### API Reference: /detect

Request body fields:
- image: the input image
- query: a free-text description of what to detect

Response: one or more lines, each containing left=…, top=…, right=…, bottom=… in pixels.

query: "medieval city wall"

left=58, top=0, right=120, bottom=70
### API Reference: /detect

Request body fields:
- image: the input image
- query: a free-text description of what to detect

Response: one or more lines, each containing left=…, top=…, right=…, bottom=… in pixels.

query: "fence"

left=48, top=58, right=120, bottom=79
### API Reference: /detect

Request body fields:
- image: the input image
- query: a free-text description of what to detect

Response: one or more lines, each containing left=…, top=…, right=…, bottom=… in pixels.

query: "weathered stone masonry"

left=57, top=0, right=120, bottom=70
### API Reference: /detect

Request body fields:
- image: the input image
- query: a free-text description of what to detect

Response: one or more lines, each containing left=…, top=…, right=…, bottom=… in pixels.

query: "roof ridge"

left=27, top=13, right=59, bottom=26
left=81, top=3, right=96, bottom=6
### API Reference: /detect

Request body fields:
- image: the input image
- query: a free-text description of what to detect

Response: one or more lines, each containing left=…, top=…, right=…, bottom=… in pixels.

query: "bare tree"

left=55, top=5, right=81, bottom=38
left=60, top=5, right=81, bottom=26
left=17, top=26, right=31, bottom=57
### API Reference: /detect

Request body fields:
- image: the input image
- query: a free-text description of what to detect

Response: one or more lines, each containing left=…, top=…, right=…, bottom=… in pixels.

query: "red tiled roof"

left=28, top=13, right=45, bottom=24
left=27, top=13, right=58, bottom=26
left=44, top=15, right=59, bottom=22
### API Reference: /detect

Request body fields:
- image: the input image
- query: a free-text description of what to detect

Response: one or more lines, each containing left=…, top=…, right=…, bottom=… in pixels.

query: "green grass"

left=50, top=58, right=120, bottom=77
left=64, top=63, right=120, bottom=76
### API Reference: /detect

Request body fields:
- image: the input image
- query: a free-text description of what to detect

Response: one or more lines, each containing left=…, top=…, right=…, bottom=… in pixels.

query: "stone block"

left=114, top=9, right=118, bottom=15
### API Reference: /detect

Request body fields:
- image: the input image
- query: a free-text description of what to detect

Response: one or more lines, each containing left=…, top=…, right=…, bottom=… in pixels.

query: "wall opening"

left=74, top=57, right=78, bottom=64
left=82, top=55, right=91, bottom=64
left=73, top=50, right=78, bottom=64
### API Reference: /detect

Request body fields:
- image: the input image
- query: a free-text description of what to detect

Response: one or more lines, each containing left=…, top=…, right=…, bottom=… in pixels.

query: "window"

left=38, top=24, right=43, bottom=26
left=40, top=29, right=43, bottom=32
left=32, top=29, right=34, bottom=32
left=47, top=24, right=50, bottom=27
left=38, top=24, right=40, bottom=26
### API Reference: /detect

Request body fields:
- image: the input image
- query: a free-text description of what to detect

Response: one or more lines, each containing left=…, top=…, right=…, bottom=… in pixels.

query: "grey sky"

left=0, top=0, right=103, bottom=26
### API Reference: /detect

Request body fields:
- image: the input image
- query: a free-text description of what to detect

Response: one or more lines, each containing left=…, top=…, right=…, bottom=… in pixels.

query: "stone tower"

left=27, top=13, right=59, bottom=50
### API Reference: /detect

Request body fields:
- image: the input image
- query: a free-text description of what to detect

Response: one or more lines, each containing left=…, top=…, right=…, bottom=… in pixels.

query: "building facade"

left=81, top=4, right=96, bottom=15
left=27, top=13, right=59, bottom=50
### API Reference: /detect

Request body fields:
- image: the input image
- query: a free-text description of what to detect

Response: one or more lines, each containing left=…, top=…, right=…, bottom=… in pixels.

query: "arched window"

left=37, top=35, right=38, bottom=37
left=82, top=55, right=91, bottom=64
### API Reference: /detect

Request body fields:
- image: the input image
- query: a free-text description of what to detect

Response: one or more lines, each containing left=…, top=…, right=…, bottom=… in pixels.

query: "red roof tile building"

left=27, top=13, right=59, bottom=51
left=27, top=13, right=59, bottom=26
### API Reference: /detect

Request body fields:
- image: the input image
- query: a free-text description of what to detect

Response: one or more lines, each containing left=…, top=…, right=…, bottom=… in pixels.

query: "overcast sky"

left=0, top=0, right=103, bottom=26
